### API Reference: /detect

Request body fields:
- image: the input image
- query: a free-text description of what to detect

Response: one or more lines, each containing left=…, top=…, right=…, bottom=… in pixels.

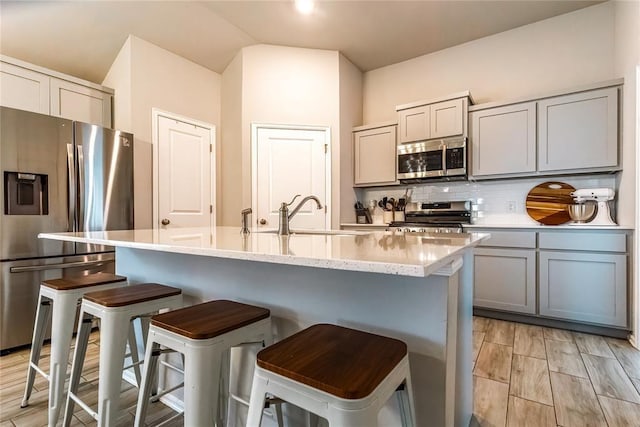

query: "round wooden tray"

left=525, top=181, right=576, bottom=225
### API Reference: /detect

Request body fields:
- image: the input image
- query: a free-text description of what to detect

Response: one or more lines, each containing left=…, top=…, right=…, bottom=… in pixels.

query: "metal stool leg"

left=48, top=291, right=81, bottom=426
left=133, top=340, right=161, bottom=427
left=21, top=295, right=51, bottom=407
left=96, top=313, right=131, bottom=426
left=183, top=345, right=222, bottom=426
left=62, top=311, right=93, bottom=427
left=127, top=322, right=142, bottom=386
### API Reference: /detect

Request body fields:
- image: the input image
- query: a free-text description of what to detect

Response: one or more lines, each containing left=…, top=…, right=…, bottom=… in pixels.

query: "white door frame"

left=251, top=123, right=332, bottom=230
left=152, top=108, right=216, bottom=229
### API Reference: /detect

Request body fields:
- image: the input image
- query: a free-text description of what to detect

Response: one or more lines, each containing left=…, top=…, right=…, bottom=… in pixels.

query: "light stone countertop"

left=39, top=227, right=488, bottom=278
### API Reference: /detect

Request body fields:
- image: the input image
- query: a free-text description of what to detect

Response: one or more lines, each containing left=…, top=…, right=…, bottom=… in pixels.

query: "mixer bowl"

left=567, top=202, right=596, bottom=223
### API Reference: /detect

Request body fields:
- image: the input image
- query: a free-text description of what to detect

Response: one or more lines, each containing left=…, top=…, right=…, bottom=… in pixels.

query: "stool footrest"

left=155, top=411, right=183, bottom=427
left=159, top=360, right=184, bottom=375
left=68, top=391, right=99, bottom=421
left=29, top=361, right=50, bottom=381
left=151, top=382, right=184, bottom=402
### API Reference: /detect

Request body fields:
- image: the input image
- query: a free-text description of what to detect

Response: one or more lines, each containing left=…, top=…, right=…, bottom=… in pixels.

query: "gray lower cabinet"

left=474, top=248, right=536, bottom=314
left=539, top=251, right=627, bottom=327
left=472, top=228, right=630, bottom=330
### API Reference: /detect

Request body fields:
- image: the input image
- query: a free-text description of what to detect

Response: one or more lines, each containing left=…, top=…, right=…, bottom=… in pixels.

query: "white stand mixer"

left=570, top=188, right=617, bottom=225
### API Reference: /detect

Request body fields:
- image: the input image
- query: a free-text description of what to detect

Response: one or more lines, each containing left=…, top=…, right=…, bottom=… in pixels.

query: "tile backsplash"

left=359, top=175, right=618, bottom=225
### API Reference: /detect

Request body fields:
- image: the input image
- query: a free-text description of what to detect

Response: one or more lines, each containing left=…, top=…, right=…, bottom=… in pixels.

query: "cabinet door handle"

left=259, top=219, right=267, bottom=225
left=161, top=218, right=170, bottom=225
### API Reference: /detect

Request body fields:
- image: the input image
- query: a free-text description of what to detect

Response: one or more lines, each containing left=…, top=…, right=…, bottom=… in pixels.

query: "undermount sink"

left=256, top=229, right=369, bottom=236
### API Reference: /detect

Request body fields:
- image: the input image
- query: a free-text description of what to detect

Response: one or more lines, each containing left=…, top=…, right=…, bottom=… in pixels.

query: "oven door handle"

left=10, top=260, right=110, bottom=273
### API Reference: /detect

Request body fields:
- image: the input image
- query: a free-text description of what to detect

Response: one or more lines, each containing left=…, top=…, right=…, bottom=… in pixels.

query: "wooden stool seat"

left=83, top=283, right=181, bottom=307
left=256, top=323, right=407, bottom=399
left=151, top=300, right=270, bottom=340
left=42, top=272, right=126, bottom=290
left=134, top=300, right=274, bottom=426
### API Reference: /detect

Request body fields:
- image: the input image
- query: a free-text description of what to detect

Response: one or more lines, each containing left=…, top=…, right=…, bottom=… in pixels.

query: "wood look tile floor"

left=473, top=316, right=640, bottom=427
left=3, top=318, right=640, bottom=426
left=0, top=331, right=182, bottom=427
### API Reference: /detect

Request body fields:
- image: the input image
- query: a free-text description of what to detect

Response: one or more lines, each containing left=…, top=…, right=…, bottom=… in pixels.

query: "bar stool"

left=21, top=272, right=129, bottom=427
left=133, top=300, right=273, bottom=427
left=62, top=283, right=183, bottom=427
left=246, top=323, right=416, bottom=427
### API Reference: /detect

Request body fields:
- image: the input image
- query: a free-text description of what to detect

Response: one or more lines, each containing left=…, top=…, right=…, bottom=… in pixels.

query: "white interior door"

left=254, top=126, right=329, bottom=230
left=156, top=114, right=214, bottom=237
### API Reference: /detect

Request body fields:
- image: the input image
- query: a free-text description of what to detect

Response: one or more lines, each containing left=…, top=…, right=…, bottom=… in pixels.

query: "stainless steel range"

left=388, top=200, right=472, bottom=233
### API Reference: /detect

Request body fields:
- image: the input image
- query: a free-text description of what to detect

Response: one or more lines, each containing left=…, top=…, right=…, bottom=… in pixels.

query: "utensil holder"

left=383, top=211, right=394, bottom=224
left=355, top=208, right=371, bottom=224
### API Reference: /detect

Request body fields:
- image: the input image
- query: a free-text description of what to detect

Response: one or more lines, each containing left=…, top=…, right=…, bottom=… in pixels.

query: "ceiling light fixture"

left=295, top=0, right=314, bottom=15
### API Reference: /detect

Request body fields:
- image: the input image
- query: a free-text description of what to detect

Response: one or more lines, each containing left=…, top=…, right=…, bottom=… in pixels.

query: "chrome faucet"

left=278, top=194, right=323, bottom=235
left=240, top=207, right=252, bottom=234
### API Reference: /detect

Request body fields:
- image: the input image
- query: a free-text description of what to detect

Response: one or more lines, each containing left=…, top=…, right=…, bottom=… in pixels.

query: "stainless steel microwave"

left=397, top=137, right=467, bottom=182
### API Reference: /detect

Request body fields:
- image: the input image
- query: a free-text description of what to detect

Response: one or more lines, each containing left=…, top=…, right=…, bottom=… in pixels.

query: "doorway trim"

left=151, top=108, right=216, bottom=230
left=251, top=123, right=332, bottom=230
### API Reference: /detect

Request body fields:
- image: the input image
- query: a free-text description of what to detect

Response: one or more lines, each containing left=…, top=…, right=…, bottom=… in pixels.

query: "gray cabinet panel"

left=398, top=105, right=429, bottom=143
left=476, top=230, right=536, bottom=249
left=353, top=125, right=397, bottom=186
left=538, top=87, right=618, bottom=172
left=473, top=248, right=536, bottom=314
left=470, top=102, right=536, bottom=177
left=539, top=251, right=627, bottom=327
left=539, top=231, right=626, bottom=252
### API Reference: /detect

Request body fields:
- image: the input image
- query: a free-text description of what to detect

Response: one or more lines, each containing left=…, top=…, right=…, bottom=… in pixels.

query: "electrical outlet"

left=507, top=201, right=517, bottom=213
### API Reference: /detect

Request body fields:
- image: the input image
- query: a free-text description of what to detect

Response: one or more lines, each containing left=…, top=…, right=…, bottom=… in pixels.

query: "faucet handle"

left=286, top=194, right=301, bottom=207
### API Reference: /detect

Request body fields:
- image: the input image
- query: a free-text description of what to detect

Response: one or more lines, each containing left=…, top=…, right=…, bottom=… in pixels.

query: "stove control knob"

left=419, top=228, right=426, bottom=233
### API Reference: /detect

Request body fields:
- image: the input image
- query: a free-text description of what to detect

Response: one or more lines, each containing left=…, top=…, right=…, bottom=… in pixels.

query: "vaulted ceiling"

left=0, top=1, right=602, bottom=84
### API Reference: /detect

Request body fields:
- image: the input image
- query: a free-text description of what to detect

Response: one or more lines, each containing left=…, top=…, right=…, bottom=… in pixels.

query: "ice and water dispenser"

left=3, top=171, right=49, bottom=215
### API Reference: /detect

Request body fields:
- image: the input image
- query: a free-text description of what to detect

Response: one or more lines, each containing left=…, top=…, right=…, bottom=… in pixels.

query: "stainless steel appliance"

left=397, top=137, right=467, bottom=182
left=569, top=188, right=617, bottom=226
left=0, top=107, right=134, bottom=351
left=388, top=201, right=472, bottom=233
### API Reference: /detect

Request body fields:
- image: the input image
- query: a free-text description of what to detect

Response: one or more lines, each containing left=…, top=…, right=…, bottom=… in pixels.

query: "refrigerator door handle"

left=9, top=259, right=110, bottom=273
left=76, top=144, right=84, bottom=231
left=67, top=143, right=75, bottom=232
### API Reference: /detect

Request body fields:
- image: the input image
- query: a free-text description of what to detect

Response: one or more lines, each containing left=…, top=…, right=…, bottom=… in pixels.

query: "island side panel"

left=456, top=249, right=474, bottom=427
left=116, top=246, right=457, bottom=426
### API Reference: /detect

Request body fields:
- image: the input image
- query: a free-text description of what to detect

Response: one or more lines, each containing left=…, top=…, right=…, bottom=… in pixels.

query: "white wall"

left=338, top=54, right=363, bottom=223
left=220, top=52, right=244, bottom=226
left=363, top=2, right=615, bottom=123
left=103, top=35, right=221, bottom=229
left=219, top=44, right=361, bottom=227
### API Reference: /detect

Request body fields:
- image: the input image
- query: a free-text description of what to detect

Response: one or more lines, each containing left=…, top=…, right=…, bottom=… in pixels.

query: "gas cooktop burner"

left=387, top=200, right=472, bottom=233
left=388, top=223, right=465, bottom=233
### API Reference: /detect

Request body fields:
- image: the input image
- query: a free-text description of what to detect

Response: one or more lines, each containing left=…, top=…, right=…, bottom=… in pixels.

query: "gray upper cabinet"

left=50, top=78, right=112, bottom=127
left=470, top=102, right=536, bottom=177
left=397, top=97, right=466, bottom=143
left=0, top=55, right=113, bottom=128
left=538, top=87, right=618, bottom=172
left=353, top=124, right=397, bottom=187
left=0, top=61, right=50, bottom=114
left=398, top=105, right=430, bottom=143
left=469, top=82, right=621, bottom=179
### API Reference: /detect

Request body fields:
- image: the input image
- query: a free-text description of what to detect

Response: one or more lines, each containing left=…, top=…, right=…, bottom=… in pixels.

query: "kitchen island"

left=40, top=227, right=488, bottom=427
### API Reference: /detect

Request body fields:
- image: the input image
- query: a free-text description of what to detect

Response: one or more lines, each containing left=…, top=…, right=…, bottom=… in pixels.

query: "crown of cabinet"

left=395, top=91, right=472, bottom=144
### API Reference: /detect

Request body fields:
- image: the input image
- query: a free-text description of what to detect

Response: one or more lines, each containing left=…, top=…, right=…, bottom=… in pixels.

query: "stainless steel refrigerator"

left=0, top=106, right=134, bottom=352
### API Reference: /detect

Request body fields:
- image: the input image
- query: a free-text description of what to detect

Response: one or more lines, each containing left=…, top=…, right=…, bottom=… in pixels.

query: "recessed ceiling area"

left=0, top=0, right=602, bottom=84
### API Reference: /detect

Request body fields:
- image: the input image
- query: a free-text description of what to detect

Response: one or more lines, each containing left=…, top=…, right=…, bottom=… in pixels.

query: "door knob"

left=259, top=218, right=267, bottom=225
left=161, top=218, right=170, bottom=225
